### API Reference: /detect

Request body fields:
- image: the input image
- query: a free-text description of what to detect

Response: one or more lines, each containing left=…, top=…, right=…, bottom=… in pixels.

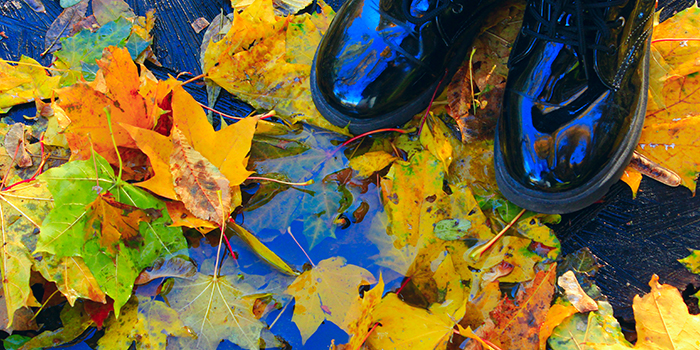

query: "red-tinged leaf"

left=469, top=264, right=557, bottom=350
left=84, top=299, right=114, bottom=328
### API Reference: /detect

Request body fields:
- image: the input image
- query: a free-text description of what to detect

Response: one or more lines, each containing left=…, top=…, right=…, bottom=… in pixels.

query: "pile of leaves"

left=1, top=0, right=700, bottom=349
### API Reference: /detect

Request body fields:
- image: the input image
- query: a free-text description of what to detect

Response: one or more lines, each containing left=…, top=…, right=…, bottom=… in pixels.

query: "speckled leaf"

left=97, top=298, right=191, bottom=350
left=286, top=257, right=375, bottom=343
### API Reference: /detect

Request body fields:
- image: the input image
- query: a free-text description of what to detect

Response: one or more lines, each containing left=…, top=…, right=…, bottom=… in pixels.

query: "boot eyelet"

left=451, top=3, right=463, bottom=13
left=617, top=16, right=625, bottom=27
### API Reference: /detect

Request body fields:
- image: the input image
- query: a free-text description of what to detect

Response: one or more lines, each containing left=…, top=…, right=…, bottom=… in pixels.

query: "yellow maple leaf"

left=342, top=275, right=385, bottom=350
left=204, top=0, right=346, bottom=134
left=0, top=56, right=60, bottom=113
left=285, top=257, right=375, bottom=344
left=123, top=84, right=258, bottom=216
left=622, top=6, right=700, bottom=193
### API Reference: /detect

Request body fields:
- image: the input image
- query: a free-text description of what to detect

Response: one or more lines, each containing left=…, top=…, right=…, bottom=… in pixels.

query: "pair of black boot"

left=310, top=0, right=655, bottom=214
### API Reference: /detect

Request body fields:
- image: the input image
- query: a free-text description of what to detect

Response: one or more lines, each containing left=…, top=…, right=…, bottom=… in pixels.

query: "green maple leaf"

left=36, top=153, right=187, bottom=315
left=53, top=17, right=149, bottom=86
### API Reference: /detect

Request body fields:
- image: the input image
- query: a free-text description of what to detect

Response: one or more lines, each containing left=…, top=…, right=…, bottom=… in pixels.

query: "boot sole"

left=494, top=35, right=652, bottom=214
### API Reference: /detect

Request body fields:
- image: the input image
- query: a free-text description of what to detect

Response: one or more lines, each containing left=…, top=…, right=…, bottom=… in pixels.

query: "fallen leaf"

left=547, top=300, right=632, bottom=350
left=0, top=57, right=60, bottom=113
left=167, top=273, right=266, bottom=350
left=0, top=286, right=37, bottom=333
left=170, top=127, right=231, bottom=224
left=165, top=201, right=217, bottom=232
left=348, top=151, right=397, bottom=178
left=227, top=222, right=298, bottom=276
left=37, top=152, right=187, bottom=315
left=342, top=275, right=384, bottom=350
left=4, top=123, right=32, bottom=168
left=285, top=257, right=375, bottom=343
left=91, top=0, right=135, bottom=25
left=191, top=17, right=209, bottom=33
left=43, top=0, right=89, bottom=55
left=134, top=255, right=197, bottom=285
left=366, top=293, right=464, bottom=350
left=18, top=301, right=94, bottom=350
left=205, top=0, right=344, bottom=133
left=474, top=265, right=556, bottom=350
left=97, top=298, right=191, bottom=349
left=558, top=270, right=598, bottom=313
left=0, top=180, right=51, bottom=327
left=243, top=126, right=347, bottom=247
left=52, top=18, right=149, bottom=86
left=34, top=254, right=106, bottom=305
left=537, top=303, right=578, bottom=350
left=21, top=0, right=45, bottom=13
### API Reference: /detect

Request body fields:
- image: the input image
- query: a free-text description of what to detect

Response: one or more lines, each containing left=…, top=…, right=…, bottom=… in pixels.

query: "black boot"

left=495, top=0, right=655, bottom=213
left=311, top=0, right=500, bottom=134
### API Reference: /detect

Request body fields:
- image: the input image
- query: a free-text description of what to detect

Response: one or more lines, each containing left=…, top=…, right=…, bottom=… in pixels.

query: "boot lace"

left=522, top=0, right=627, bottom=59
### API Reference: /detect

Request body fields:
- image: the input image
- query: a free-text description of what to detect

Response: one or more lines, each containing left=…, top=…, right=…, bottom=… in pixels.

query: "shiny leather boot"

left=495, top=0, right=655, bottom=214
left=311, top=0, right=499, bottom=134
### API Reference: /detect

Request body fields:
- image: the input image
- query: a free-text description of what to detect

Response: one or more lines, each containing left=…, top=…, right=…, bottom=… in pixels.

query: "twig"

left=470, top=208, right=526, bottom=259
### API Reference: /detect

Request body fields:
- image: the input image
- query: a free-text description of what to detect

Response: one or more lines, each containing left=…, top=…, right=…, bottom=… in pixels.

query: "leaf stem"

left=267, top=301, right=290, bottom=330
left=395, top=277, right=412, bottom=295
left=104, top=107, right=123, bottom=183
left=329, top=128, right=414, bottom=159
left=355, top=322, right=381, bottom=350
left=470, top=208, right=526, bottom=259
left=246, top=176, right=313, bottom=186
left=418, top=68, right=448, bottom=136
left=180, top=73, right=206, bottom=86
left=287, top=227, right=315, bottom=267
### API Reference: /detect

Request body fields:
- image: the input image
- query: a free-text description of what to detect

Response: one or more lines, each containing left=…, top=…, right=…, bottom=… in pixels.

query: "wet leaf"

left=21, top=0, right=45, bottom=13
left=52, top=18, right=148, bottom=86
left=557, top=270, right=598, bottom=313
left=165, top=201, right=218, bottom=232
left=91, top=0, right=135, bottom=26
left=243, top=127, right=347, bottom=247
left=547, top=300, right=631, bottom=349
left=366, top=293, right=464, bottom=350
left=343, top=275, right=384, bottom=349
left=0, top=180, right=52, bottom=327
left=348, top=151, right=397, bottom=178
left=43, top=0, right=88, bottom=55
left=679, top=249, right=700, bottom=274
left=4, top=123, right=32, bottom=168
left=124, top=85, right=258, bottom=208
left=538, top=303, right=578, bottom=350
left=629, top=6, right=700, bottom=193
left=0, top=57, right=60, bottom=113
left=18, top=301, right=94, bottom=350
left=37, top=152, right=187, bottom=315
left=34, top=254, right=106, bottom=305
left=134, top=255, right=197, bottom=285
left=170, top=127, right=231, bottom=224
left=445, top=0, right=524, bottom=141
left=97, top=298, right=191, bottom=349
left=205, top=0, right=343, bottom=133
left=285, top=257, right=375, bottom=343
left=474, top=265, right=556, bottom=350
left=227, top=223, right=298, bottom=276
left=166, top=273, right=266, bottom=350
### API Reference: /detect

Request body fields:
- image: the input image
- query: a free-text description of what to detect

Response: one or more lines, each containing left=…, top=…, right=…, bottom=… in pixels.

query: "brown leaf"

left=470, top=264, right=556, bottom=350
left=170, top=127, right=231, bottom=224
left=4, top=123, right=32, bottom=168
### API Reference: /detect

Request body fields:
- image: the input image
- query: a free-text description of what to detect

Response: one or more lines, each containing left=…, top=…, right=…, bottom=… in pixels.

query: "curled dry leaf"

left=557, top=271, right=598, bottom=313
left=170, top=127, right=231, bottom=225
left=4, top=123, right=32, bottom=168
